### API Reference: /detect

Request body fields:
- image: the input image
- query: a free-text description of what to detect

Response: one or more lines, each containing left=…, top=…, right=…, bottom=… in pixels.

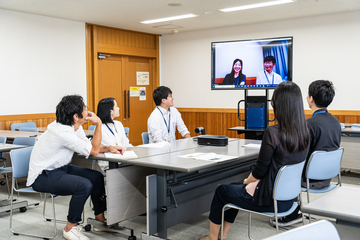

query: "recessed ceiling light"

left=168, top=3, right=183, bottom=7
left=140, top=14, right=198, bottom=24
left=219, top=0, right=295, bottom=12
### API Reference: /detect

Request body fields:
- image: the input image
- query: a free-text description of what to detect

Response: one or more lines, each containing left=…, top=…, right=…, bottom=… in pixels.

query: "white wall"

left=160, top=11, right=360, bottom=111
left=0, top=9, right=86, bottom=115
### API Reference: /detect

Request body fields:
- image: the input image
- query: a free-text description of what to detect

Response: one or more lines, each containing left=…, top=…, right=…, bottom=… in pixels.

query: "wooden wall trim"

left=177, top=108, right=360, bottom=116
left=0, top=113, right=55, bottom=121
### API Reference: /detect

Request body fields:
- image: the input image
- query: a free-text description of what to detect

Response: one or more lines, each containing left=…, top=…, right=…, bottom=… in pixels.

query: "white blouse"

left=99, top=120, right=132, bottom=148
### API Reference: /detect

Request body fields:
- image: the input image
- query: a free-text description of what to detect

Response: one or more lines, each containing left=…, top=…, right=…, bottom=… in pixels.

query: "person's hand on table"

left=109, top=146, right=125, bottom=155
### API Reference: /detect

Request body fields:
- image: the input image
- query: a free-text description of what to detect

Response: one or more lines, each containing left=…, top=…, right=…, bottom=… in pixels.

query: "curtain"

left=262, top=40, right=289, bottom=80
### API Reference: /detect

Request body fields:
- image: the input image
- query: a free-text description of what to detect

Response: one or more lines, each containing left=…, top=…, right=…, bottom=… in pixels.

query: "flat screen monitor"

left=211, top=36, right=293, bottom=90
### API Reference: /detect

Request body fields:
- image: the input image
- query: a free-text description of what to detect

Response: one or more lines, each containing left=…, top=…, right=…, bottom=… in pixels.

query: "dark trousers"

left=32, top=164, right=106, bottom=223
left=209, top=183, right=292, bottom=225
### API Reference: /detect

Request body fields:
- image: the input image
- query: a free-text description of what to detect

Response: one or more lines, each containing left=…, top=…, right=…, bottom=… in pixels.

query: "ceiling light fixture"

left=140, top=14, right=197, bottom=24
left=219, top=0, right=295, bottom=12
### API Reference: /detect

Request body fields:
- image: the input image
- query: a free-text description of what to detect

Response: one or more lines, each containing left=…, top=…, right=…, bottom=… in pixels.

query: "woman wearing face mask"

left=221, top=59, right=246, bottom=85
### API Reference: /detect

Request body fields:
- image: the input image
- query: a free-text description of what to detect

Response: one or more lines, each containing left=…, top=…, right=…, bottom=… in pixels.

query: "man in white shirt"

left=147, top=86, right=190, bottom=143
left=27, top=95, right=123, bottom=240
left=256, top=55, right=283, bottom=85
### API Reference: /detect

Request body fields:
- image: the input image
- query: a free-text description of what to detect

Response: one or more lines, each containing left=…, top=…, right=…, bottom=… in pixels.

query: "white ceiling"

left=1, top=0, right=360, bottom=35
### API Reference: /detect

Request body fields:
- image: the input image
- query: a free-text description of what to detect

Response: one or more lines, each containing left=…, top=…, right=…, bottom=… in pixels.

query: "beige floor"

left=1, top=172, right=359, bottom=240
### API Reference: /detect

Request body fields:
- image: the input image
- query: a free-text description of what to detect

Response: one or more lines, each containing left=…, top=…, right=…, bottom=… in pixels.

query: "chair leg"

left=248, top=212, right=253, bottom=240
left=221, top=206, right=225, bottom=240
left=43, top=194, right=85, bottom=224
left=10, top=189, right=57, bottom=239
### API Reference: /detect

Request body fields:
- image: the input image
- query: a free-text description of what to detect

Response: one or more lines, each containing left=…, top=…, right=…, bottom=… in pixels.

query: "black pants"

left=209, top=183, right=292, bottom=225
left=32, top=164, right=106, bottom=223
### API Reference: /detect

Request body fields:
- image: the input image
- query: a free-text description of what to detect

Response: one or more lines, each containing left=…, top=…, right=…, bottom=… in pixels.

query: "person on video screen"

left=221, top=59, right=246, bottom=85
left=256, top=55, right=283, bottom=85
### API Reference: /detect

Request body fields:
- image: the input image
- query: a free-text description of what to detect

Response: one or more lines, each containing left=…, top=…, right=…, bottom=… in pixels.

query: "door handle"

left=127, top=90, right=130, bottom=118
left=123, top=90, right=127, bottom=120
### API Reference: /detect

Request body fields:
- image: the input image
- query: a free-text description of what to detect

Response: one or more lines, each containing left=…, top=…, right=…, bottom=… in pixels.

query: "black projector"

left=197, top=135, right=228, bottom=146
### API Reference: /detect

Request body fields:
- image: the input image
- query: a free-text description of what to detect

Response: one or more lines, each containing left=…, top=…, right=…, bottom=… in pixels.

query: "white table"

left=77, top=138, right=261, bottom=239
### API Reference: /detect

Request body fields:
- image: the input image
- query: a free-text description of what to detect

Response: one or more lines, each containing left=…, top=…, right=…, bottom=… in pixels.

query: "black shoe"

left=271, top=213, right=302, bottom=227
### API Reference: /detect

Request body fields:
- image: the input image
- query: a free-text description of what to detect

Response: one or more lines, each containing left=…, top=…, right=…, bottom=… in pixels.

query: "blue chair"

left=262, top=220, right=340, bottom=240
left=9, top=147, right=57, bottom=239
left=88, top=125, right=95, bottom=132
left=19, top=127, right=39, bottom=133
left=142, top=132, right=149, bottom=144
left=124, top=127, right=129, bottom=138
left=301, top=148, right=344, bottom=222
left=11, top=122, right=37, bottom=131
left=13, top=136, right=37, bottom=146
left=221, top=161, right=306, bottom=239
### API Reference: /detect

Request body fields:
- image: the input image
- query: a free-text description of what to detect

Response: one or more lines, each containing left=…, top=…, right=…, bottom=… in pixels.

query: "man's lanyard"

left=312, top=109, right=328, bottom=117
left=157, top=107, right=171, bottom=133
left=264, top=71, right=274, bottom=84
left=105, top=123, right=118, bottom=136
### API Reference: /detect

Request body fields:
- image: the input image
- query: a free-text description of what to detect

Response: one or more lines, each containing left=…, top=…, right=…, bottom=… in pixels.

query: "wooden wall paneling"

left=0, top=113, right=56, bottom=130
left=175, top=108, right=360, bottom=141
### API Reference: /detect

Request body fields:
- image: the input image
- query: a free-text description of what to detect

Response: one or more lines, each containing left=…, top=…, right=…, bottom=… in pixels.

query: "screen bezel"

left=211, top=36, right=293, bottom=90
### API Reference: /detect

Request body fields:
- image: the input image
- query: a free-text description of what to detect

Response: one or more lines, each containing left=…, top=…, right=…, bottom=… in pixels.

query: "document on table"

left=105, top=150, right=138, bottom=159
left=137, top=141, right=170, bottom=148
left=178, top=152, right=237, bottom=162
left=242, top=143, right=261, bottom=149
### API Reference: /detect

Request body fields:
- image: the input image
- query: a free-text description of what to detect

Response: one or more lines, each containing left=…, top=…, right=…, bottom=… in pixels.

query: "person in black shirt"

left=273, top=80, right=341, bottom=227
left=195, top=82, right=310, bottom=240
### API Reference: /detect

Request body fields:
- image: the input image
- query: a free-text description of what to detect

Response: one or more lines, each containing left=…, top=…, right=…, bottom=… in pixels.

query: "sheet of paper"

left=178, top=152, right=237, bottom=162
left=242, top=143, right=261, bottom=149
left=105, top=150, right=138, bottom=159
left=137, top=141, right=170, bottom=148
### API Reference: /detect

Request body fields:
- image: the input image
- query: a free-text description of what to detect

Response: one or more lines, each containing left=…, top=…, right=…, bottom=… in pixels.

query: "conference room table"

left=0, top=130, right=41, bottom=141
left=75, top=138, right=261, bottom=239
left=301, top=186, right=360, bottom=239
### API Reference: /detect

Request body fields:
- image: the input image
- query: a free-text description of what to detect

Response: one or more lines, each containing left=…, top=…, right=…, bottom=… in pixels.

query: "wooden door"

left=97, top=55, right=154, bottom=146
left=97, top=57, right=123, bottom=108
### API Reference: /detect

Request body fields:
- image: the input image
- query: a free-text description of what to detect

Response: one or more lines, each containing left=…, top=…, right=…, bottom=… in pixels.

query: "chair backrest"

left=306, top=148, right=344, bottom=180
left=11, top=122, right=37, bottom=131
left=124, top=127, right=129, bottom=138
left=0, top=136, right=6, bottom=158
left=88, top=125, right=95, bottom=131
left=13, top=137, right=37, bottom=146
left=142, top=132, right=149, bottom=144
left=10, top=147, right=33, bottom=179
left=263, top=220, right=340, bottom=240
left=273, top=161, right=306, bottom=201
left=19, top=127, right=39, bottom=133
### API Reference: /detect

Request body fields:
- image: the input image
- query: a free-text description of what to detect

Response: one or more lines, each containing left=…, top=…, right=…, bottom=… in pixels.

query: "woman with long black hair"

left=196, top=82, right=310, bottom=240
left=221, top=59, right=246, bottom=85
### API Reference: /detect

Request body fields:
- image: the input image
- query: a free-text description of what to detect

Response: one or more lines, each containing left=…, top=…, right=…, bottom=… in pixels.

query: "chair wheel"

left=84, top=224, right=91, bottom=231
left=0, top=181, right=5, bottom=186
left=19, top=207, right=27, bottom=212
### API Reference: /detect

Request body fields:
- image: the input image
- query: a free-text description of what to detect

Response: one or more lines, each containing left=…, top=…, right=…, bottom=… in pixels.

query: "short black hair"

left=264, top=55, right=276, bottom=64
left=153, top=86, right=172, bottom=106
left=56, top=95, right=85, bottom=126
left=97, top=97, right=115, bottom=124
left=308, top=80, right=335, bottom=108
